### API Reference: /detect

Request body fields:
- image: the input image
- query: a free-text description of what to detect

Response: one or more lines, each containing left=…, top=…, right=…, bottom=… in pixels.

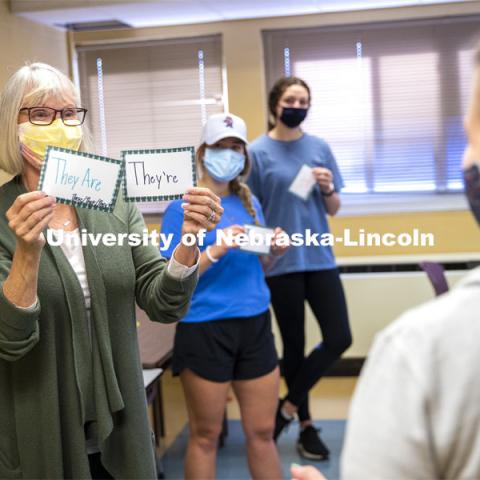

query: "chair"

left=419, top=261, right=449, bottom=296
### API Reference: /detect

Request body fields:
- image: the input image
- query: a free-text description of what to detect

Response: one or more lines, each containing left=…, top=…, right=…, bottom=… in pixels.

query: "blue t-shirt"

left=160, top=194, right=271, bottom=323
left=247, top=133, right=344, bottom=277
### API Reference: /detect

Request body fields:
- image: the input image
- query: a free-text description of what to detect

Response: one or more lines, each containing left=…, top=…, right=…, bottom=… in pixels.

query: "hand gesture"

left=312, top=167, right=334, bottom=194
left=209, top=224, right=245, bottom=259
left=181, top=187, right=224, bottom=236
left=270, top=227, right=290, bottom=256
left=6, top=191, right=56, bottom=254
left=291, top=464, right=326, bottom=480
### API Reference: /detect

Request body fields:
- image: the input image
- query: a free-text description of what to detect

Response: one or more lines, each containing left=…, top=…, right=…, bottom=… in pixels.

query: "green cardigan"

left=0, top=177, right=198, bottom=479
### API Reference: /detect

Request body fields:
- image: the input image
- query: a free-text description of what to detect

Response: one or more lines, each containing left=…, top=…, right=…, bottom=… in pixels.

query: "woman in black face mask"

left=247, top=77, right=352, bottom=460
left=463, top=50, right=480, bottom=222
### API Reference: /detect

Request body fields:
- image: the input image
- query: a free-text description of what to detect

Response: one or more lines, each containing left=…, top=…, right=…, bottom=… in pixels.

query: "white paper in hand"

left=288, top=164, right=316, bottom=201
left=239, top=224, right=274, bottom=256
left=37, top=147, right=123, bottom=212
left=122, top=147, right=196, bottom=202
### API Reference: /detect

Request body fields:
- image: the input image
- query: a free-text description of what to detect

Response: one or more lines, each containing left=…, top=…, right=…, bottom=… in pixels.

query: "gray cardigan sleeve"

left=0, top=246, right=41, bottom=362
left=128, top=202, right=198, bottom=323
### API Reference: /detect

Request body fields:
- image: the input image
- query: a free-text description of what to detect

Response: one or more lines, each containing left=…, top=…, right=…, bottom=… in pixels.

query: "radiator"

left=270, top=270, right=467, bottom=358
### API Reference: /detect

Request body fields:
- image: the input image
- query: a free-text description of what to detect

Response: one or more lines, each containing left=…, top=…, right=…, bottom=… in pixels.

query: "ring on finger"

left=208, top=209, right=216, bottom=222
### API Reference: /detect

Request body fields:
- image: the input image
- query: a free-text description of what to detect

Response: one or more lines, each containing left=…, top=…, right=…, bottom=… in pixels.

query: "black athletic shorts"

left=171, top=309, right=278, bottom=382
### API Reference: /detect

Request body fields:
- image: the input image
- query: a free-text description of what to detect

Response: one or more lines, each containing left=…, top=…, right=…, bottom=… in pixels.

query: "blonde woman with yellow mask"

left=0, top=62, right=223, bottom=479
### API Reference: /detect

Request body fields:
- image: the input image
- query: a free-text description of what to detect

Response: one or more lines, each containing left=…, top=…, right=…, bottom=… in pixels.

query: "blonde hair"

left=196, top=143, right=260, bottom=225
left=0, top=62, right=93, bottom=176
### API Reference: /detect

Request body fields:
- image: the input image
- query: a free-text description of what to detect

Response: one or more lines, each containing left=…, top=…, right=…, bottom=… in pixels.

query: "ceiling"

left=10, top=0, right=477, bottom=30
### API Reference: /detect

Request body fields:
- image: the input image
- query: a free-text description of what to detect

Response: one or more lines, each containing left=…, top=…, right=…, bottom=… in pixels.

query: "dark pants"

left=267, top=269, right=352, bottom=422
left=88, top=453, right=114, bottom=480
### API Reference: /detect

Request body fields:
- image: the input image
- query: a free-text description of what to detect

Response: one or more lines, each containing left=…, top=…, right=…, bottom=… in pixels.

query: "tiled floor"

left=155, top=370, right=358, bottom=454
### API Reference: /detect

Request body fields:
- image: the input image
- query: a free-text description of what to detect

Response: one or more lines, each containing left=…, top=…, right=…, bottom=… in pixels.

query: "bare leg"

left=233, top=367, right=283, bottom=480
left=180, top=369, right=230, bottom=480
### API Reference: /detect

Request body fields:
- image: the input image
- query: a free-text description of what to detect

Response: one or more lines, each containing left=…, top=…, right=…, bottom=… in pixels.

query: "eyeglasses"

left=19, top=107, right=88, bottom=126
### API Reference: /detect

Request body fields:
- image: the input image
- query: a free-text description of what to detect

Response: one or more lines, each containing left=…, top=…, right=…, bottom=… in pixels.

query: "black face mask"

left=464, top=163, right=480, bottom=225
left=279, top=107, right=308, bottom=128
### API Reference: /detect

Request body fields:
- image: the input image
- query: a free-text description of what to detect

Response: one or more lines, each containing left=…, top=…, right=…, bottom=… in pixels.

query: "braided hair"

left=230, top=176, right=260, bottom=225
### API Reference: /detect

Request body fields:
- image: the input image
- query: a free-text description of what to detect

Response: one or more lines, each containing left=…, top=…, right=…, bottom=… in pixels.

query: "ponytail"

left=230, top=177, right=260, bottom=226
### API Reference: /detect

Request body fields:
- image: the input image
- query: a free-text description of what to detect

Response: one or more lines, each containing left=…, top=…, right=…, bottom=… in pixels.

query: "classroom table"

left=142, top=368, right=166, bottom=480
left=143, top=368, right=164, bottom=442
left=137, top=305, right=176, bottom=369
left=136, top=305, right=176, bottom=441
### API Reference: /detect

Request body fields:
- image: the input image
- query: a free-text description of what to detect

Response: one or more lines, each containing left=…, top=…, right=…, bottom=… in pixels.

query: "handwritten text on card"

left=122, top=148, right=196, bottom=202
left=38, top=147, right=123, bottom=212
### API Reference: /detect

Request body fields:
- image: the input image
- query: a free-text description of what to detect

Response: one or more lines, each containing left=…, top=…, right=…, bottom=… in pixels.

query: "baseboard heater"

left=271, top=260, right=476, bottom=376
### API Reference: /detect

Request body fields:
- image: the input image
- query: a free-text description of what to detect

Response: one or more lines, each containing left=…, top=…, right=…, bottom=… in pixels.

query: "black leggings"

left=267, top=269, right=352, bottom=422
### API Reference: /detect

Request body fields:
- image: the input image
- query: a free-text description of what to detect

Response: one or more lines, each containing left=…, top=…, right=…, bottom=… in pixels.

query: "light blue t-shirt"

left=247, top=133, right=344, bottom=277
left=160, top=194, right=271, bottom=323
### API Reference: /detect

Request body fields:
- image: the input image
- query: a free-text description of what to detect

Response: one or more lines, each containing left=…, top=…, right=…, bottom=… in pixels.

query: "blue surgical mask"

left=464, top=163, right=480, bottom=225
left=203, top=147, right=246, bottom=182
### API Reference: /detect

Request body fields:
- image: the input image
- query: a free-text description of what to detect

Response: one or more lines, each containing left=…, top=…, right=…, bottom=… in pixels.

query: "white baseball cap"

left=201, top=113, right=248, bottom=145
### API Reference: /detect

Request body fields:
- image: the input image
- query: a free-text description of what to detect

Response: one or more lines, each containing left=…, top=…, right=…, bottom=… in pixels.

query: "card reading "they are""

left=37, top=147, right=123, bottom=212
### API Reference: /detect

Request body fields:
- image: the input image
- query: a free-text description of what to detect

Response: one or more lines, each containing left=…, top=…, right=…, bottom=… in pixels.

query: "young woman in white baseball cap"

left=160, top=113, right=288, bottom=479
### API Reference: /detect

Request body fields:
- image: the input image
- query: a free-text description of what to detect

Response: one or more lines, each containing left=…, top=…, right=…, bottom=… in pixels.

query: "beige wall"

left=0, top=0, right=69, bottom=186
left=72, top=1, right=480, bottom=142
left=73, top=1, right=480, bottom=257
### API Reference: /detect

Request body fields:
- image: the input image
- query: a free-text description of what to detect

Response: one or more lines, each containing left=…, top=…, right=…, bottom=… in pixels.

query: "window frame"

left=262, top=15, right=480, bottom=214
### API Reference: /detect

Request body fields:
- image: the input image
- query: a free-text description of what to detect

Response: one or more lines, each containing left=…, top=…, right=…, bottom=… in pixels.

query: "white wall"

left=271, top=270, right=467, bottom=358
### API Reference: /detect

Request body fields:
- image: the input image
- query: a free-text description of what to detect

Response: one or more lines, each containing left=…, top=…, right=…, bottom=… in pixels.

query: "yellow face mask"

left=18, top=119, right=83, bottom=170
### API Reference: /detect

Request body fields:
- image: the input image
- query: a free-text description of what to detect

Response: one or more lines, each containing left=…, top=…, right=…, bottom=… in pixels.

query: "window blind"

left=263, top=17, right=480, bottom=203
left=76, top=34, right=224, bottom=212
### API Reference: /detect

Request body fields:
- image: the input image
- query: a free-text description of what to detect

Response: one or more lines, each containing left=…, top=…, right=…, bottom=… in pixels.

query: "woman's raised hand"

left=6, top=191, right=56, bottom=253
left=312, top=167, right=334, bottom=194
left=181, top=187, right=224, bottom=236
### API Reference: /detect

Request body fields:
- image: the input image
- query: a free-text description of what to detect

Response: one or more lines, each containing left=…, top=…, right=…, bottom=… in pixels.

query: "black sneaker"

left=296, top=425, right=330, bottom=461
left=273, top=399, right=293, bottom=441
